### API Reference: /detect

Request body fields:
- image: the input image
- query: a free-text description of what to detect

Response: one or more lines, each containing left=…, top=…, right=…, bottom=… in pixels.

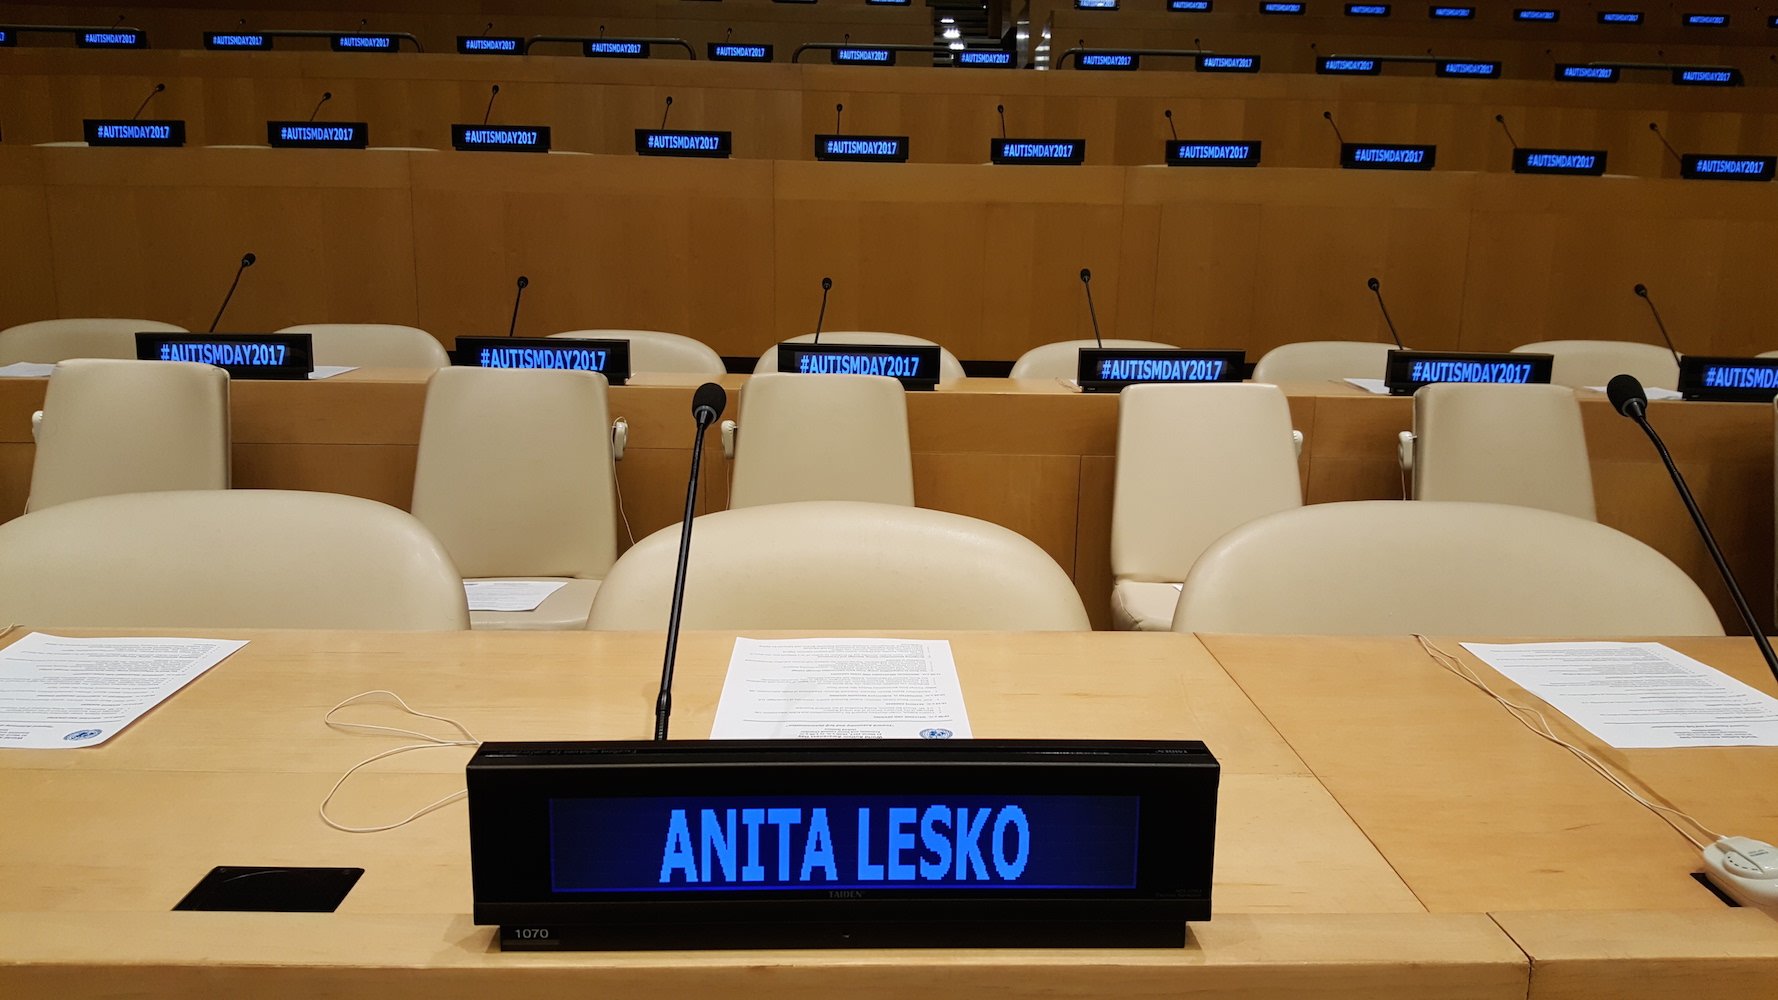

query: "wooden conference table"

left=1, top=627, right=1775, bottom=998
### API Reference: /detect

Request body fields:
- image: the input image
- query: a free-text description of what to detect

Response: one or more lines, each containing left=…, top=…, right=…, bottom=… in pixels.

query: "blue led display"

left=1167, top=140, right=1262, bottom=166
left=1512, top=148, right=1607, bottom=175
left=1197, top=54, right=1260, bottom=72
left=1701, top=365, right=1778, bottom=389
left=635, top=129, right=732, bottom=158
left=1345, top=3, right=1392, bottom=15
left=1429, top=5, right=1475, bottom=17
left=1341, top=143, right=1437, bottom=170
left=585, top=40, right=648, bottom=58
left=1770, top=14, right=1778, bottom=27
left=0, top=29, right=12, bottom=46
left=267, top=121, right=369, bottom=149
left=205, top=32, right=271, bottom=50
left=1076, top=0, right=1120, bottom=8
left=549, top=795, right=1140, bottom=893
left=478, top=346, right=613, bottom=371
left=791, top=354, right=926, bottom=377
left=955, top=50, right=1014, bottom=66
left=1169, top=0, right=1213, bottom=9
left=83, top=119, right=185, bottom=146
left=992, top=139, right=1086, bottom=164
left=1673, top=68, right=1740, bottom=85
left=709, top=43, right=773, bottom=61
left=867, top=0, right=912, bottom=5
left=1079, top=52, right=1138, bottom=69
left=1598, top=11, right=1643, bottom=23
left=1318, top=57, right=1382, bottom=74
left=458, top=36, right=522, bottom=54
left=833, top=47, right=895, bottom=65
left=451, top=125, right=552, bottom=152
left=1262, top=2, right=1305, bottom=13
left=814, top=135, right=911, bottom=162
left=331, top=33, right=397, bottom=51
left=1680, top=155, right=1776, bottom=181
left=158, top=342, right=290, bottom=366
left=1685, top=14, right=1727, bottom=25
left=77, top=30, right=145, bottom=48
left=1556, top=64, right=1619, bottom=81
left=1104, top=358, right=1229, bottom=381
left=1514, top=8, right=1558, bottom=20
left=1436, top=60, right=1502, bottom=77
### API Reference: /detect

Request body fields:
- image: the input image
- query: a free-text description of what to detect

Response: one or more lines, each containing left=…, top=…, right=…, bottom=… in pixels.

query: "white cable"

left=612, top=458, right=637, bottom=546
left=1416, top=635, right=1724, bottom=851
left=319, top=690, right=479, bottom=834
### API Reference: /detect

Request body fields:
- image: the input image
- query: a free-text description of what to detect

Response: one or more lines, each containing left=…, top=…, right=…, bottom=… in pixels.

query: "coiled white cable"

left=319, top=690, right=479, bottom=834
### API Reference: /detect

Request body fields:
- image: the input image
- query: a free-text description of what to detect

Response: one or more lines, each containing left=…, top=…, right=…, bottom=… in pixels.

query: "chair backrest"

left=752, top=332, right=967, bottom=381
left=0, top=318, right=186, bottom=364
left=551, top=329, right=725, bottom=375
left=1513, top=340, right=1679, bottom=391
left=1411, top=383, right=1595, bottom=520
left=1172, top=500, right=1722, bottom=636
left=1008, top=339, right=1182, bottom=379
left=26, top=359, right=230, bottom=513
left=276, top=324, right=450, bottom=368
left=410, top=367, right=617, bottom=579
left=729, top=373, right=914, bottom=509
left=1113, top=383, right=1303, bottom=583
left=0, top=490, right=469, bottom=630
left=587, top=500, right=1090, bottom=630
left=1250, top=341, right=1398, bottom=383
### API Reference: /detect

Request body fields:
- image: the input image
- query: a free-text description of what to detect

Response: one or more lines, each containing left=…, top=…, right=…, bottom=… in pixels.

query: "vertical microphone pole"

left=132, top=83, right=165, bottom=121
left=1494, top=114, right=1520, bottom=149
left=656, top=383, right=728, bottom=740
left=508, top=276, right=528, bottom=337
left=309, top=91, right=332, bottom=122
left=209, top=253, right=256, bottom=333
left=1633, top=284, right=1683, bottom=368
left=1164, top=109, right=1178, bottom=140
left=813, top=277, right=832, bottom=343
left=482, top=85, right=500, bottom=126
left=1079, top=269, right=1103, bottom=348
left=1367, top=277, right=1404, bottom=349
left=997, top=104, right=1007, bottom=139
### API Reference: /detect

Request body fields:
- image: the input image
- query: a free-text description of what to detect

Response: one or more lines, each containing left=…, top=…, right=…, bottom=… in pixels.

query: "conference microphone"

left=482, top=85, right=500, bottom=126
left=1633, top=283, right=1683, bottom=368
left=1323, top=110, right=1346, bottom=145
left=834, top=103, right=843, bottom=133
left=660, top=95, right=673, bottom=129
left=997, top=104, right=1007, bottom=139
left=507, top=275, right=529, bottom=337
left=813, top=277, right=832, bottom=344
left=1164, top=109, right=1178, bottom=141
left=208, top=252, right=256, bottom=333
left=654, top=381, right=729, bottom=740
left=1607, top=374, right=1778, bottom=685
left=1494, top=114, right=1519, bottom=149
left=1079, top=268, right=1103, bottom=348
left=309, top=91, right=332, bottom=122
left=132, top=83, right=165, bottom=121
left=1648, top=122, right=1684, bottom=166
left=1367, top=277, right=1405, bottom=349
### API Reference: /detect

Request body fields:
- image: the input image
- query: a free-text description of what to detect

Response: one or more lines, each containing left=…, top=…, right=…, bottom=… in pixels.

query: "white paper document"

left=1586, top=385, right=1683, bottom=401
left=0, top=633, right=248, bottom=748
left=1344, top=377, right=1392, bottom=395
left=463, top=579, right=569, bottom=612
left=0, top=363, right=56, bottom=378
left=712, top=638, right=973, bottom=740
left=1462, top=641, right=1778, bottom=748
left=308, top=366, right=359, bottom=380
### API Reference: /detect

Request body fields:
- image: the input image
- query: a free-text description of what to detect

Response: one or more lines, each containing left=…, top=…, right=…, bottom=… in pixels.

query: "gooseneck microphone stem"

left=208, top=253, right=255, bottom=333
left=482, top=85, right=500, bottom=126
left=508, top=276, right=528, bottom=337
left=1634, top=284, right=1683, bottom=367
left=1648, top=122, right=1683, bottom=165
left=656, top=383, right=728, bottom=740
left=1494, top=114, right=1519, bottom=149
left=1164, top=109, right=1178, bottom=140
left=1080, top=269, right=1103, bottom=348
left=1323, top=110, right=1345, bottom=145
left=309, top=92, right=332, bottom=122
left=133, top=83, right=165, bottom=121
left=997, top=104, right=1007, bottom=139
left=1367, top=277, right=1404, bottom=349
left=835, top=103, right=843, bottom=133
left=813, top=277, right=832, bottom=343
left=661, top=95, right=673, bottom=129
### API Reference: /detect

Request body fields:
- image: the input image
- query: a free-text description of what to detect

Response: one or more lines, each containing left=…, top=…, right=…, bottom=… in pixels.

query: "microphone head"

left=1634, top=283, right=1648, bottom=297
left=240, top=253, right=256, bottom=267
left=692, top=382, right=728, bottom=423
left=1164, top=109, right=1172, bottom=118
left=490, top=84, right=499, bottom=95
left=321, top=91, right=332, bottom=100
left=1606, top=374, right=1648, bottom=417
left=835, top=103, right=843, bottom=112
left=153, top=83, right=165, bottom=94
left=1494, top=114, right=1504, bottom=123
left=665, top=96, right=673, bottom=106
left=821, top=276, right=832, bottom=291
left=516, top=275, right=529, bottom=289
left=997, top=104, right=1004, bottom=113
left=1367, top=277, right=1379, bottom=291
left=1323, top=111, right=1332, bottom=120
left=1079, top=268, right=1091, bottom=283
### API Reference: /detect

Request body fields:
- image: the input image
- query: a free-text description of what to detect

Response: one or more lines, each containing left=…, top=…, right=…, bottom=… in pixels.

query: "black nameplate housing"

left=267, top=121, right=369, bottom=149
left=136, top=333, right=314, bottom=380
left=468, top=739, right=1219, bottom=950
left=331, top=34, right=399, bottom=53
left=0, top=28, right=13, bottom=46
left=636, top=130, right=732, bottom=158
left=452, top=125, right=551, bottom=152
left=1078, top=52, right=1138, bottom=70
left=1169, top=0, right=1213, bottom=9
left=1262, top=2, right=1305, bottom=13
left=1512, top=148, right=1607, bottom=176
left=452, top=337, right=631, bottom=384
left=1680, top=155, right=1776, bottom=182
left=992, top=139, right=1086, bottom=165
left=778, top=343, right=941, bottom=390
left=1556, top=64, right=1619, bottom=82
left=1347, top=4, right=1393, bottom=16
left=1429, top=5, right=1475, bottom=18
left=586, top=40, right=649, bottom=58
left=709, top=43, right=773, bottom=62
left=1078, top=349, right=1246, bottom=392
left=77, top=30, right=145, bottom=48
left=83, top=119, right=185, bottom=147
left=1685, top=14, right=1727, bottom=26
left=1341, top=143, right=1436, bottom=170
left=1673, top=68, right=1741, bottom=86
left=1677, top=356, right=1778, bottom=401
left=1076, top=0, right=1121, bottom=8
left=205, top=32, right=272, bottom=50
left=1196, top=54, right=1260, bottom=72
left=815, top=135, right=910, bottom=162
left=1598, top=11, right=1644, bottom=24
left=954, top=50, right=1014, bottom=67
left=1436, top=60, right=1501, bottom=79
left=1515, top=8, right=1559, bottom=21
left=832, top=47, right=895, bottom=66
left=1318, top=57, right=1382, bottom=75
left=1383, top=350, right=1553, bottom=394
left=459, top=36, right=523, bottom=55
left=1167, top=141, right=1261, bottom=167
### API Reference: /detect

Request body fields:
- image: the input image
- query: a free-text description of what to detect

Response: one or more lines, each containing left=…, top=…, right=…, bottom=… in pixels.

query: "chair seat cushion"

left=1111, top=580, right=1181, bottom=632
left=468, top=578, right=601, bottom=631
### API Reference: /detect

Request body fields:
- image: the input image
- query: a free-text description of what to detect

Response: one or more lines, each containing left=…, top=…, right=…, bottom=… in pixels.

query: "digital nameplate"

left=1078, top=349, right=1247, bottom=392
left=1685, top=14, right=1727, bottom=26
left=992, top=139, right=1086, bottom=165
left=1262, top=2, right=1305, bottom=14
left=1383, top=350, right=1553, bottom=394
left=77, top=30, right=145, bottom=47
left=83, top=119, right=185, bottom=147
left=832, top=47, right=895, bottom=65
left=777, top=343, right=942, bottom=390
left=1197, top=54, right=1260, bottom=72
left=1436, top=60, right=1502, bottom=78
left=267, top=121, right=369, bottom=149
left=1076, top=0, right=1120, bottom=8
left=459, top=36, right=523, bottom=54
left=867, top=0, right=912, bottom=5
left=1318, top=57, right=1382, bottom=74
left=1512, top=148, right=1607, bottom=175
left=452, top=338, right=632, bottom=383
left=1677, top=357, right=1778, bottom=402
left=709, top=43, right=773, bottom=62
left=955, top=50, right=1014, bottom=67
left=0, top=28, right=13, bottom=46
left=586, top=40, right=649, bottom=58
left=1556, top=64, right=1619, bottom=82
left=331, top=34, right=398, bottom=52
left=1340, top=143, right=1436, bottom=170
left=1169, top=0, right=1213, bottom=9
left=1770, top=15, right=1778, bottom=27
left=1680, top=155, right=1776, bottom=182
left=1598, top=11, right=1644, bottom=23
left=814, top=134, right=910, bottom=162
left=1346, top=4, right=1393, bottom=16
left=1514, top=7, right=1558, bottom=19
left=135, top=333, right=314, bottom=380
left=452, top=125, right=552, bottom=152
left=635, top=130, right=732, bottom=158
left=1429, top=5, right=1476, bottom=18
left=1167, top=140, right=1262, bottom=167
left=467, top=739, right=1219, bottom=950
left=205, top=32, right=272, bottom=50
left=1079, top=52, right=1138, bottom=70
left=1673, top=68, right=1741, bottom=86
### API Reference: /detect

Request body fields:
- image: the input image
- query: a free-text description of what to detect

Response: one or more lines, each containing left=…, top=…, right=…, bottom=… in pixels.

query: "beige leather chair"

left=409, top=367, right=619, bottom=630
left=753, top=332, right=967, bottom=382
left=1172, top=500, right=1722, bottom=636
left=728, top=373, right=914, bottom=509
left=551, top=329, right=725, bottom=375
left=1008, top=339, right=1181, bottom=379
left=0, top=318, right=186, bottom=364
left=1513, top=340, right=1678, bottom=391
left=1400, top=383, right=1595, bottom=520
left=0, top=490, right=468, bottom=630
left=587, top=500, right=1090, bottom=631
left=276, top=324, right=450, bottom=368
left=26, top=359, right=229, bottom=512
left=1111, top=383, right=1303, bottom=631
left=1251, top=341, right=1398, bottom=383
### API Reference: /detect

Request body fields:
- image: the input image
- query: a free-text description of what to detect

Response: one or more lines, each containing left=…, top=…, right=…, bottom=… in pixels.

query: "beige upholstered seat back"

left=27, top=358, right=230, bottom=512
left=0, top=318, right=185, bottom=364
left=0, top=490, right=469, bottom=630
left=587, top=500, right=1090, bottom=631
left=1113, top=383, right=1302, bottom=583
left=752, top=332, right=967, bottom=382
left=1411, top=383, right=1595, bottom=520
left=410, top=367, right=617, bottom=579
left=729, top=373, right=914, bottom=509
left=276, top=324, right=449, bottom=368
left=551, top=330, right=725, bottom=375
left=1251, top=341, right=1396, bottom=383
left=1172, top=500, right=1722, bottom=636
left=1513, top=340, right=1678, bottom=391
left=1009, top=340, right=1181, bottom=379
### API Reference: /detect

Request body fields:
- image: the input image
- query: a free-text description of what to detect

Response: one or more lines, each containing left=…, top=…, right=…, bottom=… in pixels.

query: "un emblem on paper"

left=919, top=728, right=954, bottom=740
left=63, top=729, right=102, bottom=742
